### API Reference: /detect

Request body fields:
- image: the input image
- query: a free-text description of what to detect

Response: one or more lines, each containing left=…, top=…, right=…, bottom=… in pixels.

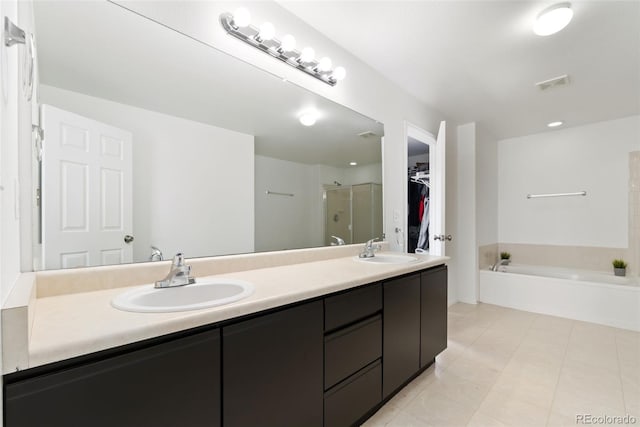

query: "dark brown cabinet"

left=222, top=301, right=324, bottom=427
left=4, top=329, right=221, bottom=427
left=382, top=273, right=421, bottom=398
left=421, top=265, right=448, bottom=367
left=3, top=264, right=447, bottom=427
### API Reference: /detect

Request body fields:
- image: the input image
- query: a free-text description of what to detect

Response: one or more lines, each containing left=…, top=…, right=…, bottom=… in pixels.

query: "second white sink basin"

left=354, top=254, right=419, bottom=264
left=111, top=278, right=254, bottom=313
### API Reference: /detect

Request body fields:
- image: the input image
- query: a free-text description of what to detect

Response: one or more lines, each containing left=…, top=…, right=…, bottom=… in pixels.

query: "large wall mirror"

left=31, top=1, right=383, bottom=270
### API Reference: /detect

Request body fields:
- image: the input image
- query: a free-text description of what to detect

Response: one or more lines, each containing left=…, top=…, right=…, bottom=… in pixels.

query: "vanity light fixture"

left=547, top=121, right=564, bottom=128
left=220, top=9, right=346, bottom=86
left=533, top=3, right=573, bottom=36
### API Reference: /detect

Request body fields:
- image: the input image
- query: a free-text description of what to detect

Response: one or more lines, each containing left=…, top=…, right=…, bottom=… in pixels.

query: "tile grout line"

left=613, top=332, right=629, bottom=416
left=544, top=320, right=574, bottom=426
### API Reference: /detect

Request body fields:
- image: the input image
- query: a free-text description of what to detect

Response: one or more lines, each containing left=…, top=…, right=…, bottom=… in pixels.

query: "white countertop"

left=14, top=252, right=447, bottom=372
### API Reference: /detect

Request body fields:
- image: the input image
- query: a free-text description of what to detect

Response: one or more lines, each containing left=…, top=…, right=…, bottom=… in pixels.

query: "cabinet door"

left=223, top=301, right=323, bottom=427
left=5, top=329, right=221, bottom=427
left=421, top=266, right=448, bottom=367
left=383, top=273, right=421, bottom=398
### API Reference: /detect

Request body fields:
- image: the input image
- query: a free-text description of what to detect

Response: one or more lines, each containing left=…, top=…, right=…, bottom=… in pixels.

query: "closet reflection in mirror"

left=32, top=1, right=383, bottom=270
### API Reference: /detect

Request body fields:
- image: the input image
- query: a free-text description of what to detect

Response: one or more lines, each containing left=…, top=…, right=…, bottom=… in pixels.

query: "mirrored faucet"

left=155, top=253, right=196, bottom=288
left=359, top=238, right=380, bottom=258
left=331, top=235, right=345, bottom=246
left=491, top=258, right=510, bottom=272
left=149, top=246, right=163, bottom=261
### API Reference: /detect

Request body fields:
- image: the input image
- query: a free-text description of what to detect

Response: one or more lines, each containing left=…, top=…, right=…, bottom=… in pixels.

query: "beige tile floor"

left=362, top=303, right=640, bottom=427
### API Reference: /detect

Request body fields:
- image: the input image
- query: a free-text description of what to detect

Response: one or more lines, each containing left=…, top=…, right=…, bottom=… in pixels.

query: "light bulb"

left=280, top=34, right=296, bottom=52
left=317, top=57, right=332, bottom=72
left=547, top=121, right=564, bottom=128
left=232, top=7, right=251, bottom=28
left=299, top=110, right=318, bottom=126
left=258, top=22, right=275, bottom=41
left=332, top=66, right=346, bottom=81
left=299, top=47, right=315, bottom=63
left=533, top=3, right=573, bottom=36
left=349, top=162, right=358, bottom=166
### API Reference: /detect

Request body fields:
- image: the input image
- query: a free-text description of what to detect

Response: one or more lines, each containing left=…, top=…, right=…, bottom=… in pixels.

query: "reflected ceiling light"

left=533, top=3, right=573, bottom=36
left=299, top=110, right=319, bottom=126
left=547, top=121, right=564, bottom=127
left=220, top=10, right=346, bottom=86
left=349, top=162, right=358, bottom=166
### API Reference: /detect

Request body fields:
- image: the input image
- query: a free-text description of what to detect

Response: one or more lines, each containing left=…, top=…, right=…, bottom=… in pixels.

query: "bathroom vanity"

left=2, top=248, right=447, bottom=427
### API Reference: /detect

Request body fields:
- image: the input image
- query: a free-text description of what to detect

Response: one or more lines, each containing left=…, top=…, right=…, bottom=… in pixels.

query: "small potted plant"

left=612, top=259, right=627, bottom=277
left=500, top=252, right=511, bottom=265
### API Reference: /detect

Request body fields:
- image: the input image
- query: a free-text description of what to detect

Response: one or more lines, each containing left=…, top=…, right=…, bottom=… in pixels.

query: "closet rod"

left=527, top=191, right=586, bottom=199
left=266, top=190, right=294, bottom=197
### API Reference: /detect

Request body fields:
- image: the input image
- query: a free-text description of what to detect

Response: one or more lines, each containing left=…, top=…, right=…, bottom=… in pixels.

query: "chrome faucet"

left=359, top=238, right=380, bottom=258
left=149, top=246, right=163, bottom=261
left=155, top=253, right=196, bottom=288
left=331, top=235, right=345, bottom=246
left=491, top=258, right=510, bottom=272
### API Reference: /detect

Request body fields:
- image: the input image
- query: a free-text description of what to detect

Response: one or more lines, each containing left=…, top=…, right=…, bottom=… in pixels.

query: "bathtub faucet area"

left=491, top=258, right=510, bottom=271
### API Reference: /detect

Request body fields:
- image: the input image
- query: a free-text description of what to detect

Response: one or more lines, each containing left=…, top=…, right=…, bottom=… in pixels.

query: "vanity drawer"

left=324, top=360, right=382, bottom=427
left=324, top=283, right=382, bottom=331
left=325, top=314, right=382, bottom=389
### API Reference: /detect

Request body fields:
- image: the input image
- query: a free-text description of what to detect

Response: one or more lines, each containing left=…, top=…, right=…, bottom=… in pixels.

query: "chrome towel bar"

left=527, top=191, right=587, bottom=199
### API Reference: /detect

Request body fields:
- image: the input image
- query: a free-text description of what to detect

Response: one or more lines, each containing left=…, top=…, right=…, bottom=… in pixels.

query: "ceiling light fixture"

left=349, top=162, right=358, bottom=166
left=547, top=121, right=564, bottom=128
left=220, top=9, right=346, bottom=86
left=533, top=3, right=573, bottom=36
left=299, top=110, right=319, bottom=126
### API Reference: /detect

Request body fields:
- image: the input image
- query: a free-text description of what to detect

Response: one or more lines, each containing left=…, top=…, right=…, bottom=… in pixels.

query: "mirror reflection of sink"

left=111, top=279, right=254, bottom=313
left=354, top=254, right=419, bottom=265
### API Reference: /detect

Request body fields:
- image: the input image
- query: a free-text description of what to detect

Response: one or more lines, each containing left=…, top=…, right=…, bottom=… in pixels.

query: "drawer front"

left=324, top=283, right=382, bottom=331
left=325, top=314, right=382, bottom=389
left=324, top=361, right=382, bottom=427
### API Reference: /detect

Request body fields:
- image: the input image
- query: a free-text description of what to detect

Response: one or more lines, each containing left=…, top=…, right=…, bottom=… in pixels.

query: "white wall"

left=255, top=155, right=318, bottom=251
left=476, top=124, right=498, bottom=247
left=498, top=115, right=640, bottom=248
left=40, top=85, right=255, bottom=262
left=455, top=123, right=478, bottom=304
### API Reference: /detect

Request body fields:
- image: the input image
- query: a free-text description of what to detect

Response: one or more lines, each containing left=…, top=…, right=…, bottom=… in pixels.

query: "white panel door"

left=430, top=121, right=447, bottom=256
left=41, top=104, right=133, bottom=269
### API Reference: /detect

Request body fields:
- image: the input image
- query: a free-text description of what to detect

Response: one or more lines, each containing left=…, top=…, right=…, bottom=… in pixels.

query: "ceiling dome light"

left=299, top=110, right=318, bottom=126
left=258, top=22, right=275, bottom=41
left=299, top=47, right=315, bottom=63
left=547, top=121, right=564, bottom=127
left=332, top=66, right=347, bottom=81
left=533, top=3, right=573, bottom=36
left=280, top=34, right=296, bottom=52
left=232, top=7, right=251, bottom=28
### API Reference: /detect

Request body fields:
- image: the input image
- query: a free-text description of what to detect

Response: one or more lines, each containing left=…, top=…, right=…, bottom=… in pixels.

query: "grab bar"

left=266, top=190, right=294, bottom=197
left=527, top=191, right=587, bottom=199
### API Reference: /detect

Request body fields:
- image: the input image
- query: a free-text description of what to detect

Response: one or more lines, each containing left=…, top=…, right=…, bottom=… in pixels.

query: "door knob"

left=124, top=235, right=134, bottom=244
left=433, top=234, right=453, bottom=241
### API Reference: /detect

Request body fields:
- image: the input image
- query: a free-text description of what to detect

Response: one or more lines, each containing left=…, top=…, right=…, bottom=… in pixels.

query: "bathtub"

left=479, top=264, right=640, bottom=331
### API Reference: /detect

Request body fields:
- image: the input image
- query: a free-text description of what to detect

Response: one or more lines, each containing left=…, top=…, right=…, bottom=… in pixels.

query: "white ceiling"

left=279, top=1, right=640, bottom=139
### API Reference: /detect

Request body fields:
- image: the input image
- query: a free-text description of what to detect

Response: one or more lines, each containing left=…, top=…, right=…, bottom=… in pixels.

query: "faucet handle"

left=172, top=252, right=186, bottom=268
left=366, top=237, right=380, bottom=247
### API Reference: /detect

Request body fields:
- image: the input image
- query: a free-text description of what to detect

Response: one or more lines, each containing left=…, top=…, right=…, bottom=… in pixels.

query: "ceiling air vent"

left=357, top=131, right=377, bottom=138
left=535, top=74, right=570, bottom=91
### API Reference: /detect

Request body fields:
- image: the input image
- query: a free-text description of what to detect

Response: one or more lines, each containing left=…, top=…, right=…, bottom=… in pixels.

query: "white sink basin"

left=111, top=278, right=254, bottom=313
left=354, top=254, right=419, bottom=264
